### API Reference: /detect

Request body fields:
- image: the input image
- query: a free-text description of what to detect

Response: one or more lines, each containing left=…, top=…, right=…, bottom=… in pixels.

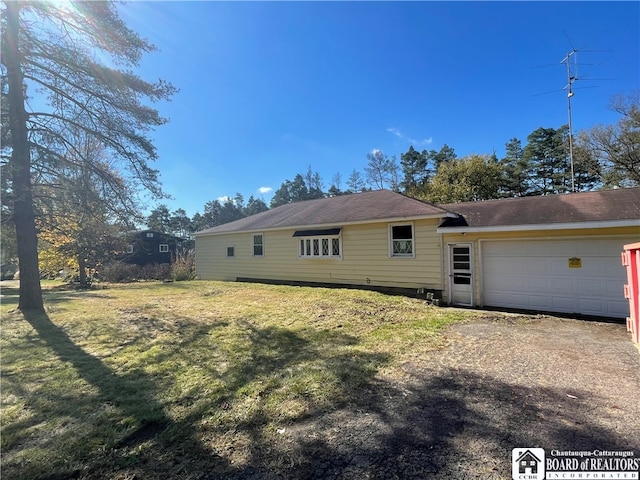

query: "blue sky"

left=118, top=1, right=639, bottom=217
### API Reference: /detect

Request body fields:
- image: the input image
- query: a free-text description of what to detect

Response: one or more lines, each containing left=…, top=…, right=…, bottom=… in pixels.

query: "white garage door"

left=482, top=238, right=634, bottom=318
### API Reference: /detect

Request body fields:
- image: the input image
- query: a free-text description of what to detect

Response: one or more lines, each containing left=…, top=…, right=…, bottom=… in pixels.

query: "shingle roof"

left=195, top=187, right=640, bottom=236
left=195, top=190, right=452, bottom=235
left=438, top=187, right=640, bottom=229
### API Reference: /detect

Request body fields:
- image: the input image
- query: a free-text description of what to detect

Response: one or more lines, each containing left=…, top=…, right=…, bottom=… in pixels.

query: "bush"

left=141, top=262, right=171, bottom=280
left=172, top=249, right=196, bottom=281
left=101, top=262, right=141, bottom=283
left=101, top=261, right=173, bottom=283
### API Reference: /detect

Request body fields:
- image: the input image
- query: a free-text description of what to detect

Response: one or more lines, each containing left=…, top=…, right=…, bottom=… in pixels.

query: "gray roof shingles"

left=438, top=187, right=640, bottom=228
left=195, top=187, right=640, bottom=235
left=195, top=190, right=451, bottom=235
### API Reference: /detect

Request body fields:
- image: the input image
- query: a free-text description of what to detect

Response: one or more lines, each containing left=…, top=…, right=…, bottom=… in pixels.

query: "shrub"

left=101, top=262, right=172, bottom=283
left=101, top=261, right=141, bottom=283
left=172, top=249, right=196, bottom=281
left=141, top=262, right=171, bottom=280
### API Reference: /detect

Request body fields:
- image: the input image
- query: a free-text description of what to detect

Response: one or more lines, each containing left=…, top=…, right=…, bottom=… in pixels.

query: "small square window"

left=390, top=224, right=414, bottom=257
left=126, top=245, right=134, bottom=253
left=159, top=244, right=169, bottom=253
left=227, top=246, right=235, bottom=257
left=146, top=232, right=154, bottom=238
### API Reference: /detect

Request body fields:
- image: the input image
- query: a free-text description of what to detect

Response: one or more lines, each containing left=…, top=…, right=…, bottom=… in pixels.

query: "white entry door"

left=449, top=243, right=473, bottom=306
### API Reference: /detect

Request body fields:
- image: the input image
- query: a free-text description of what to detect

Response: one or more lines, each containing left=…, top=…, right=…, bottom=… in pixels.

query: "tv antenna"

left=561, top=48, right=578, bottom=193
left=556, top=34, right=612, bottom=192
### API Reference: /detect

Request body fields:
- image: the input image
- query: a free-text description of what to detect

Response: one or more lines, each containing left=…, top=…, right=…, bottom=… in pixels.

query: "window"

left=297, top=235, right=341, bottom=258
left=226, top=246, right=235, bottom=257
left=159, top=244, right=169, bottom=253
left=253, top=234, right=264, bottom=256
left=126, top=245, right=134, bottom=253
left=389, top=223, right=414, bottom=257
left=146, top=232, right=154, bottom=238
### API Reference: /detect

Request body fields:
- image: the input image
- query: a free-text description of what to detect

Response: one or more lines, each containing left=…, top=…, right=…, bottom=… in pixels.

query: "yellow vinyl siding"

left=441, top=226, right=640, bottom=305
left=195, top=219, right=444, bottom=290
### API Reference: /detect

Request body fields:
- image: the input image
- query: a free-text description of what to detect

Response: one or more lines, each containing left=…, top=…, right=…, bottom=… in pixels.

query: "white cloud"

left=217, top=195, right=230, bottom=203
left=258, top=186, right=273, bottom=194
left=386, top=127, right=433, bottom=147
left=387, top=127, right=402, bottom=138
left=371, top=148, right=382, bottom=155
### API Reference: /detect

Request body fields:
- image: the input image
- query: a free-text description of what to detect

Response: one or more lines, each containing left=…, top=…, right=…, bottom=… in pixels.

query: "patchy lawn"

left=1, top=281, right=472, bottom=479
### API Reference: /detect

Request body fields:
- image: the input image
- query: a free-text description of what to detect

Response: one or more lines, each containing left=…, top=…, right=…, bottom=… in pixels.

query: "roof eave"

left=437, top=219, right=640, bottom=234
left=196, top=212, right=457, bottom=237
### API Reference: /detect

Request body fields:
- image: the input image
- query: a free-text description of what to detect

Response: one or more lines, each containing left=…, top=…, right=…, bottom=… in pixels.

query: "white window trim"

left=126, top=244, right=134, bottom=253
left=159, top=244, right=169, bottom=253
left=298, top=235, right=342, bottom=259
left=252, top=233, right=264, bottom=257
left=226, top=245, right=235, bottom=258
left=388, top=222, right=415, bottom=258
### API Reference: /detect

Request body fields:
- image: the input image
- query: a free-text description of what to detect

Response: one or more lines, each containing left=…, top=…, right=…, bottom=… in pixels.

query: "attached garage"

left=481, top=237, right=634, bottom=318
left=439, top=188, right=640, bottom=319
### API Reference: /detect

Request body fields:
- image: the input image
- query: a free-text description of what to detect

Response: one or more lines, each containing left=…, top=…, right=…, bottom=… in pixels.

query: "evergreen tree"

left=147, top=205, right=172, bottom=233
left=288, top=174, right=309, bottom=201
left=244, top=195, right=269, bottom=216
left=523, top=127, right=570, bottom=195
left=400, top=146, right=428, bottom=192
left=304, top=166, right=325, bottom=199
left=428, top=144, right=457, bottom=172
left=270, top=182, right=292, bottom=208
left=1, top=1, right=175, bottom=310
left=169, top=208, right=192, bottom=238
left=500, top=138, right=530, bottom=197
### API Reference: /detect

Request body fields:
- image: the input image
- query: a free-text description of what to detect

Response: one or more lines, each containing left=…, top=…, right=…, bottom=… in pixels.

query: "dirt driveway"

left=232, top=314, right=640, bottom=480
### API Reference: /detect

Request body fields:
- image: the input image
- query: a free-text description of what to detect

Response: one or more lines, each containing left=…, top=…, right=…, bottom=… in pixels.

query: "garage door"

left=482, top=238, right=633, bottom=318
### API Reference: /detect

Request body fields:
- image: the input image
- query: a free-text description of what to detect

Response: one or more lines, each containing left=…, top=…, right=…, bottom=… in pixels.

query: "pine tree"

left=1, top=1, right=176, bottom=310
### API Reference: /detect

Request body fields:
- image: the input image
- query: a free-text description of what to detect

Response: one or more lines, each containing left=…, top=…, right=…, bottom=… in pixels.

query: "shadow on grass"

left=0, top=284, right=116, bottom=310
left=7, top=309, right=638, bottom=480
left=5, top=310, right=232, bottom=480
left=256, top=369, right=640, bottom=480
left=3, top=310, right=390, bottom=480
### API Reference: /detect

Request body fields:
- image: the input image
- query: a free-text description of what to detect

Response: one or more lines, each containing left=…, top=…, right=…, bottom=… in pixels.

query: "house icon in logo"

left=516, top=450, right=542, bottom=474
left=512, top=448, right=545, bottom=480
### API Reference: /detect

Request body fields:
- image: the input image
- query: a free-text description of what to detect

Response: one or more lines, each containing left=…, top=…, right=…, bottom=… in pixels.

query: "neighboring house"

left=121, top=229, right=188, bottom=266
left=195, top=188, right=640, bottom=319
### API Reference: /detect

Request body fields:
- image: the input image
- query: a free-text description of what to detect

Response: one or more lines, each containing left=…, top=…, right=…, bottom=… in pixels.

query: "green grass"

left=0, top=280, right=474, bottom=479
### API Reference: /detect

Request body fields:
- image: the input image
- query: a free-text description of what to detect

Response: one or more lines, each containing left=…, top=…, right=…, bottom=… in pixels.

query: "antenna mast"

left=561, top=50, right=577, bottom=192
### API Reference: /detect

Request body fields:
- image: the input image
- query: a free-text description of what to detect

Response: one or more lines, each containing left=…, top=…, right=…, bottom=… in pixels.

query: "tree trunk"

left=78, top=255, right=88, bottom=287
left=3, top=2, right=44, bottom=311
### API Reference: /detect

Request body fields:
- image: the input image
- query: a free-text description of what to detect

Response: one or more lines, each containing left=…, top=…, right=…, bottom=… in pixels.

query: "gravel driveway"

left=228, top=314, right=640, bottom=479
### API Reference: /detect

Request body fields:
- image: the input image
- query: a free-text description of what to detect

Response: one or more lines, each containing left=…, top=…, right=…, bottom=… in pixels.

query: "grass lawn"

left=1, top=280, right=474, bottom=479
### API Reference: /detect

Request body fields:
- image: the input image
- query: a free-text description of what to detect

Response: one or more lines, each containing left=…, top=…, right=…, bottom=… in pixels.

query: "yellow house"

left=195, top=188, right=640, bottom=319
